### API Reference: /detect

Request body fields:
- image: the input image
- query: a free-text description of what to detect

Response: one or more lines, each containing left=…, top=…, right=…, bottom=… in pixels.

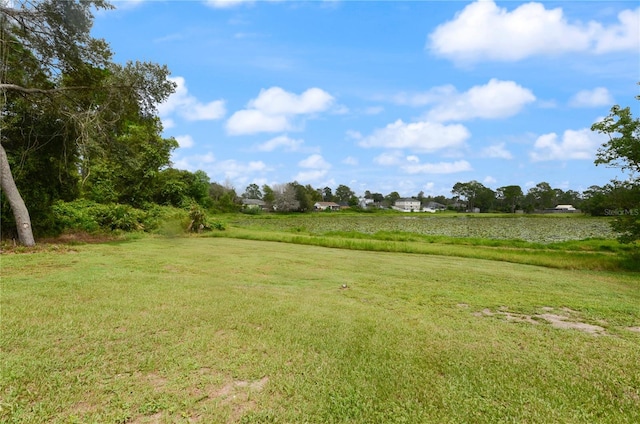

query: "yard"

left=2, top=228, right=639, bottom=423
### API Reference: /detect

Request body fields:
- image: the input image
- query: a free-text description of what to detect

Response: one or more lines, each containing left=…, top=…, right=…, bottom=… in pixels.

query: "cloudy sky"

left=93, top=0, right=639, bottom=196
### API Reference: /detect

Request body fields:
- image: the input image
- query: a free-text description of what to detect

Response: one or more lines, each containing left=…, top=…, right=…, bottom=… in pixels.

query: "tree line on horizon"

left=1, top=1, right=637, bottom=245
left=207, top=178, right=632, bottom=216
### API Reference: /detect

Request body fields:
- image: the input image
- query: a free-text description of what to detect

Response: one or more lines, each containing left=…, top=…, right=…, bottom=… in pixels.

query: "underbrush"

left=50, top=200, right=226, bottom=237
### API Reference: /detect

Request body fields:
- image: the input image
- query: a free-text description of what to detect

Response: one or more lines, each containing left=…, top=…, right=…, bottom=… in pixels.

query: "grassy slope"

left=2, top=237, right=639, bottom=423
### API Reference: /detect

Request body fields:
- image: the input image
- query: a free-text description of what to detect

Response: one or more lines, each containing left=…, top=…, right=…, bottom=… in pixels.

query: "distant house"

left=314, top=201, right=341, bottom=211
left=450, top=200, right=467, bottom=210
left=358, top=198, right=375, bottom=209
left=425, top=201, right=446, bottom=211
left=393, top=198, right=421, bottom=212
left=546, top=204, right=577, bottom=213
left=242, top=198, right=266, bottom=210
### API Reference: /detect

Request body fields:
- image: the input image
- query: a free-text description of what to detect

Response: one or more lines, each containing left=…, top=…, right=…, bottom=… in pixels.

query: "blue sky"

left=93, top=0, right=639, bottom=197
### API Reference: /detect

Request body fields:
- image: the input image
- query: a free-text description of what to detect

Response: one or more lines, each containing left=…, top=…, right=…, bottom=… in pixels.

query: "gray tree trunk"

left=0, top=143, right=35, bottom=246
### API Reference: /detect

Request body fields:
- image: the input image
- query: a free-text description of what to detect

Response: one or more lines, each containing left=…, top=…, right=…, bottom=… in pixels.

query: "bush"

left=53, top=200, right=155, bottom=233
left=51, top=200, right=225, bottom=236
left=52, top=200, right=102, bottom=233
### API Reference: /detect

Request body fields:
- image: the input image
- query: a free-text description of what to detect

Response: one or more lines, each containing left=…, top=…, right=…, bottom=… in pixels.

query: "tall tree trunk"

left=0, top=143, right=35, bottom=246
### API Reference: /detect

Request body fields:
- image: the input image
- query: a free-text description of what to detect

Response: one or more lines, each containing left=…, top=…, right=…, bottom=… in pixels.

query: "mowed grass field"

left=2, top=232, right=639, bottom=423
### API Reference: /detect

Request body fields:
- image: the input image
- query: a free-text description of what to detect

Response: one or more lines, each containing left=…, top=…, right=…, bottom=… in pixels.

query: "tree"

left=335, top=184, right=356, bottom=205
left=209, top=182, right=239, bottom=213
left=497, top=185, right=523, bottom=213
left=242, top=183, right=262, bottom=200
left=262, top=184, right=275, bottom=209
left=525, top=182, right=556, bottom=211
left=322, top=186, right=334, bottom=202
left=452, top=181, right=491, bottom=211
left=591, top=91, right=640, bottom=244
left=1, top=0, right=174, bottom=245
left=82, top=119, right=178, bottom=207
left=384, top=191, right=401, bottom=208
left=592, top=94, right=640, bottom=179
left=371, top=192, right=384, bottom=204
left=290, top=181, right=313, bottom=212
left=272, top=183, right=299, bottom=212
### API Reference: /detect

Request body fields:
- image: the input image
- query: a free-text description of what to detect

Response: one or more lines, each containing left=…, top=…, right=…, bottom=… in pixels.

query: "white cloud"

left=175, top=135, right=195, bottom=148
left=481, top=143, right=513, bottom=159
left=484, top=176, right=497, bottom=185
left=530, top=128, right=606, bottom=161
left=594, top=8, right=640, bottom=53
left=248, top=87, right=334, bottom=116
left=227, top=110, right=290, bottom=135
left=403, top=160, right=473, bottom=175
left=359, top=119, right=470, bottom=153
left=426, top=79, right=536, bottom=122
left=204, top=0, right=257, bottom=9
left=346, top=130, right=362, bottom=140
left=217, top=160, right=268, bottom=179
left=298, top=154, right=331, bottom=170
left=256, top=135, right=304, bottom=152
left=294, top=154, right=332, bottom=183
left=428, top=1, right=640, bottom=63
left=293, top=169, right=329, bottom=183
left=226, top=87, right=334, bottom=135
left=569, top=87, right=614, bottom=108
left=374, top=151, right=403, bottom=166
left=172, top=152, right=216, bottom=171
left=373, top=152, right=472, bottom=175
left=158, top=77, right=226, bottom=123
left=162, top=118, right=176, bottom=130
left=172, top=151, right=269, bottom=185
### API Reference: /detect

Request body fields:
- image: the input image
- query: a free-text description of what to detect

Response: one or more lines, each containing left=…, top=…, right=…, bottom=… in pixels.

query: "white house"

left=393, top=198, right=421, bottom=212
left=242, top=198, right=266, bottom=210
left=314, top=202, right=341, bottom=211
left=554, top=204, right=577, bottom=212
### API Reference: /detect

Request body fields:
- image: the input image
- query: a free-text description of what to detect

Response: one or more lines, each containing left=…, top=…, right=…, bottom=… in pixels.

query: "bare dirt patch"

left=535, top=313, right=605, bottom=334
left=208, top=376, right=269, bottom=423
left=475, top=307, right=607, bottom=335
left=626, top=327, right=640, bottom=333
left=144, top=372, right=168, bottom=392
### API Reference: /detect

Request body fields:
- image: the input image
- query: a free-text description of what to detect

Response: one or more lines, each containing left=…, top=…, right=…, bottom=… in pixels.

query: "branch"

left=0, top=83, right=93, bottom=94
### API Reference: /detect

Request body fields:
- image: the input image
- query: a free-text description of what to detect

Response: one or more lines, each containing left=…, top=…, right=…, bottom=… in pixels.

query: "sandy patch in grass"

left=626, top=327, right=640, bottom=333
left=475, top=307, right=607, bottom=335
left=210, top=376, right=269, bottom=423
left=535, top=313, right=605, bottom=334
left=186, top=372, right=269, bottom=423
left=144, top=372, right=168, bottom=391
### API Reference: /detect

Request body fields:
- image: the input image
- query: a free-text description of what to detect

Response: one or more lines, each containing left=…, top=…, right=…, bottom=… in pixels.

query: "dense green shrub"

left=49, top=200, right=223, bottom=236
left=52, top=200, right=146, bottom=232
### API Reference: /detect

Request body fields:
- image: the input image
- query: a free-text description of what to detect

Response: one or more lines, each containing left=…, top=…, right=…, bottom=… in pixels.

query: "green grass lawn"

left=2, top=236, right=640, bottom=423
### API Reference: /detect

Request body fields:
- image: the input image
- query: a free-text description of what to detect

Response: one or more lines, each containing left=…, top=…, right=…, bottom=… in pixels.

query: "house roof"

left=314, top=202, right=340, bottom=207
left=242, top=198, right=265, bottom=205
